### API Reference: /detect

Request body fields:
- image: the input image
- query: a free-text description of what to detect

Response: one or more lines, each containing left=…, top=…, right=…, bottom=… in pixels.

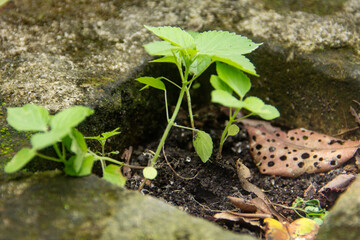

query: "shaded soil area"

left=126, top=105, right=359, bottom=238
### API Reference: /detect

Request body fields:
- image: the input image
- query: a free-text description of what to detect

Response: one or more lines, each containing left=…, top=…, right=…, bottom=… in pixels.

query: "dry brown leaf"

left=236, top=160, right=288, bottom=223
left=213, top=211, right=269, bottom=228
left=228, top=196, right=257, bottom=213
left=319, top=174, right=356, bottom=193
left=241, top=119, right=360, bottom=177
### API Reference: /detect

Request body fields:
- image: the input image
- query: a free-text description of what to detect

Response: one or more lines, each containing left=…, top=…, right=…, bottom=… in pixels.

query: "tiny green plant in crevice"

left=210, top=62, right=279, bottom=160
left=136, top=25, right=279, bottom=176
left=4, top=104, right=142, bottom=186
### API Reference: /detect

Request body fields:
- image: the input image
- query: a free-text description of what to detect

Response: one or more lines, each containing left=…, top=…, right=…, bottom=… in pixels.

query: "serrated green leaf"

left=195, top=30, right=261, bottom=75
left=143, top=166, right=158, bottom=180
left=187, top=30, right=200, bottom=39
left=227, top=124, right=240, bottom=136
left=7, top=104, right=49, bottom=131
left=135, top=77, right=165, bottom=91
left=150, top=56, right=177, bottom=64
left=210, top=75, right=233, bottom=94
left=103, top=164, right=126, bottom=187
left=211, top=90, right=244, bottom=109
left=216, top=62, right=251, bottom=99
left=145, top=25, right=195, bottom=49
left=101, top=128, right=121, bottom=140
left=31, top=129, right=69, bottom=150
left=50, top=106, right=94, bottom=131
left=144, top=41, right=178, bottom=56
left=4, top=148, right=36, bottom=173
left=189, top=55, right=212, bottom=76
left=193, top=130, right=213, bottom=163
left=196, top=30, right=261, bottom=55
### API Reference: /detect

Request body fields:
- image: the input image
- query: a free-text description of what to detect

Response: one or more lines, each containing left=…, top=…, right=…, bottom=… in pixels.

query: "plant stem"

left=151, top=84, right=187, bottom=166
left=185, top=86, right=195, bottom=135
left=216, top=108, right=241, bottom=160
left=36, top=152, right=65, bottom=163
left=53, top=143, right=65, bottom=162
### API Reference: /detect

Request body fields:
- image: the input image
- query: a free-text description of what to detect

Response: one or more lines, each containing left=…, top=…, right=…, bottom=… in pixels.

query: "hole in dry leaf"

left=252, top=136, right=256, bottom=141
left=298, top=162, right=305, bottom=168
left=263, top=156, right=267, bottom=160
left=270, top=154, right=275, bottom=158
left=303, top=136, right=309, bottom=140
left=330, top=160, right=337, bottom=165
left=301, top=153, right=310, bottom=159
left=280, top=155, right=287, bottom=161
left=268, top=161, right=275, bottom=167
left=256, top=144, right=262, bottom=150
left=290, top=137, right=295, bottom=141
left=269, top=146, right=276, bottom=152
left=313, top=155, right=318, bottom=158
left=314, top=162, right=319, bottom=167
left=337, top=154, right=342, bottom=159
left=276, top=133, right=280, bottom=137
left=319, top=157, right=324, bottom=161
left=293, top=157, right=298, bottom=161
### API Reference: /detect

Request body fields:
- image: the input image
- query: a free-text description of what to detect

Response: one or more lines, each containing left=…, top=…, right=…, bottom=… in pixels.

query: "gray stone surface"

left=0, top=171, right=256, bottom=240
left=317, top=176, right=360, bottom=240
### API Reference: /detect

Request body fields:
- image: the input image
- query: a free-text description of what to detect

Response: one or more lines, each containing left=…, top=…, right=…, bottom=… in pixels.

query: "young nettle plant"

left=210, top=62, right=280, bottom=160
left=136, top=25, right=276, bottom=173
left=4, top=104, right=137, bottom=186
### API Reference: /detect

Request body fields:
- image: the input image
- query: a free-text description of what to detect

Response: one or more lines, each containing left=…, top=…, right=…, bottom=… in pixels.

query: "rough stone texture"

left=317, top=176, right=360, bottom=240
left=0, top=171, right=255, bottom=240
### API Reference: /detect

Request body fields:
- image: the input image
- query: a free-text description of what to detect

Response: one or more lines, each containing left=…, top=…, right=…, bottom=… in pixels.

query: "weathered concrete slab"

left=0, top=171, right=256, bottom=240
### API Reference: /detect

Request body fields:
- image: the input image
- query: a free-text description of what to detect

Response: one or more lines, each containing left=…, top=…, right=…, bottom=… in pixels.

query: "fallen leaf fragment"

left=241, top=119, right=360, bottom=177
left=264, top=217, right=319, bottom=240
left=319, top=174, right=356, bottom=193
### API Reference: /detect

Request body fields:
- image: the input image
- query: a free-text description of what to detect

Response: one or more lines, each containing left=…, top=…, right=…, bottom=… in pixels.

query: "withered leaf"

left=241, top=119, right=360, bottom=177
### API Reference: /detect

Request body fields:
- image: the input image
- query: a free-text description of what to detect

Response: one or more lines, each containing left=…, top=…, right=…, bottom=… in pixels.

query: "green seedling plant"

left=291, top=197, right=328, bottom=225
left=4, top=104, right=139, bottom=186
left=136, top=26, right=268, bottom=177
left=210, top=62, right=280, bottom=160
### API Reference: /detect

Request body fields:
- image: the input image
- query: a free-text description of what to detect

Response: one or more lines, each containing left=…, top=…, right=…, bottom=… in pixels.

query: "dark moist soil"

left=125, top=105, right=359, bottom=238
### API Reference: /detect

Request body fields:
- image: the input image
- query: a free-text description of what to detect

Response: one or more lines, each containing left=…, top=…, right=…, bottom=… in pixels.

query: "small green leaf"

left=243, top=96, right=265, bottom=113
left=103, top=164, right=126, bottom=187
left=70, top=128, right=88, bottom=172
left=7, top=104, right=49, bottom=131
left=150, top=56, right=177, bottom=64
left=212, top=55, right=258, bottom=76
left=135, top=77, right=165, bottom=91
left=64, top=155, right=94, bottom=176
left=143, top=166, right=158, bottom=180
left=193, top=130, right=213, bottom=163
left=145, top=25, right=195, bottom=49
left=227, top=124, right=240, bottom=136
left=31, top=129, right=69, bottom=150
left=4, top=148, right=36, bottom=173
left=257, top=105, right=280, bottom=120
left=210, top=75, right=233, bottom=93
left=216, top=62, right=251, bottom=99
left=211, top=90, right=244, bottom=109
left=243, top=97, right=280, bottom=120
left=192, top=82, right=201, bottom=89
left=101, top=128, right=121, bottom=139
left=144, top=41, right=178, bottom=56
left=189, top=55, right=212, bottom=76
left=50, top=106, right=94, bottom=131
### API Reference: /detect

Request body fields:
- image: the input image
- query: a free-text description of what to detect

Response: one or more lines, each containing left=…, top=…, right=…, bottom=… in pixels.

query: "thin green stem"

left=36, top=152, right=65, bottom=163
left=53, top=143, right=64, bottom=162
left=185, top=86, right=195, bottom=134
left=173, top=123, right=198, bottom=132
left=217, top=108, right=241, bottom=160
left=164, top=90, right=170, bottom=122
left=151, top=84, right=187, bottom=166
left=159, top=77, right=181, bottom=89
